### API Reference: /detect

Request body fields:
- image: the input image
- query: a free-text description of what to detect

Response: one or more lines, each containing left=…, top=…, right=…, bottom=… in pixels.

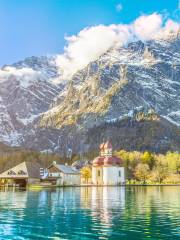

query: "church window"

left=98, top=170, right=100, bottom=177
left=119, top=171, right=121, bottom=177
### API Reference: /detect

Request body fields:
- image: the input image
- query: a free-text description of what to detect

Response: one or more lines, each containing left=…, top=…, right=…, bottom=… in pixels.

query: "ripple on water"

left=0, top=186, right=180, bottom=240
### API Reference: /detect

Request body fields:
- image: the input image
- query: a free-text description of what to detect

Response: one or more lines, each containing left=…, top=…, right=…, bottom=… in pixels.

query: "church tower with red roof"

left=92, top=141, right=125, bottom=185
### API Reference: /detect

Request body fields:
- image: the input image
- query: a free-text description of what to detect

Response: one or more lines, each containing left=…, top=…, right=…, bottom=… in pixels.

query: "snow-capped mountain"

left=41, top=36, right=180, bottom=128
left=0, top=34, right=179, bottom=153
left=0, top=56, right=63, bottom=145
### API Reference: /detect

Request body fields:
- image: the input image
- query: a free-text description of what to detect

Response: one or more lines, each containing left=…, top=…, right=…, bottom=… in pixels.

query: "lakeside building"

left=0, top=161, right=41, bottom=187
left=0, top=161, right=81, bottom=187
left=92, top=141, right=125, bottom=185
left=0, top=142, right=124, bottom=188
left=46, top=161, right=80, bottom=186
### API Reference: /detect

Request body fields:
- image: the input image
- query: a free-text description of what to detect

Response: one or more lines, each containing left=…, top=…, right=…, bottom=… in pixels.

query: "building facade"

left=47, top=161, right=80, bottom=186
left=92, top=141, right=125, bottom=185
left=0, top=161, right=41, bottom=187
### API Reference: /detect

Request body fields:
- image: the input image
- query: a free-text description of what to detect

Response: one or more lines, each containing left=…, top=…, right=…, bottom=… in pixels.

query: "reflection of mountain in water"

left=0, top=187, right=179, bottom=239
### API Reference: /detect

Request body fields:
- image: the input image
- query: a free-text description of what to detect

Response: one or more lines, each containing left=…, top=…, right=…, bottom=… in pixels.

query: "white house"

left=47, top=161, right=80, bottom=186
left=92, top=141, right=125, bottom=185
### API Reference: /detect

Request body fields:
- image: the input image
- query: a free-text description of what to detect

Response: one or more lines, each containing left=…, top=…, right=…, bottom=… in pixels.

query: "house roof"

left=48, top=162, right=79, bottom=174
left=25, top=161, right=41, bottom=178
left=0, top=161, right=41, bottom=179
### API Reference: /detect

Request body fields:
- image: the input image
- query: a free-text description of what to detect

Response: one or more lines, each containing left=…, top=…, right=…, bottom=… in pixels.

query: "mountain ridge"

left=0, top=36, right=179, bottom=154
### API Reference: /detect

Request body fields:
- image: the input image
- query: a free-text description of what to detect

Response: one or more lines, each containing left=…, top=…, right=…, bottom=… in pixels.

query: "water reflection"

left=0, top=186, right=179, bottom=239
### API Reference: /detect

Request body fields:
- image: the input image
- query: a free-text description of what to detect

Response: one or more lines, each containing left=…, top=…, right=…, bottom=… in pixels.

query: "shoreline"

left=125, top=184, right=180, bottom=186
left=0, top=183, right=180, bottom=190
left=80, top=184, right=180, bottom=187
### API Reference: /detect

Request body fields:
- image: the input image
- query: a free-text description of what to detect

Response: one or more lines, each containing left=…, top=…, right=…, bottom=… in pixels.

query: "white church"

left=92, top=141, right=125, bottom=185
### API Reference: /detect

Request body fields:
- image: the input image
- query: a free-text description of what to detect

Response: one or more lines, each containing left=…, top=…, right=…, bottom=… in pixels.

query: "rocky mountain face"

left=0, top=56, right=63, bottom=145
left=0, top=34, right=180, bottom=154
left=41, top=37, right=180, bottom=128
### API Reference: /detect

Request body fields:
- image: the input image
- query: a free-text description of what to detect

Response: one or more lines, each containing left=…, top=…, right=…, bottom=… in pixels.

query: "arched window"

left=7, top=170, right=16, bottom=175
left=18, top=170, right=26, bottom=175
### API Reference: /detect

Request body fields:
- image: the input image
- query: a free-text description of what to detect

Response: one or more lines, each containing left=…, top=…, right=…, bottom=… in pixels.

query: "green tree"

left=166, top=152, right=180, bottom=174
left=141, top=151, right=155, bottom=170
left=134, top=163, right=150, bottom=184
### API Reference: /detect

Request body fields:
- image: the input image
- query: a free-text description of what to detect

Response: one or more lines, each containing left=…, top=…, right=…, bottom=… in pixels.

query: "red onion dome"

left=104, top=156, right=123, bottom=166
left=104, top=141, right=112, bottom=149
left=93, top=157, right=105, bottom=166
left=99, top=143, right=105, bottom=150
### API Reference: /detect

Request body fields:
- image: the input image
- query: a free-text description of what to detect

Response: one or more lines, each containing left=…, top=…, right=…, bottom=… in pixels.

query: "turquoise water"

left=0, top=186, right=179, bottom=240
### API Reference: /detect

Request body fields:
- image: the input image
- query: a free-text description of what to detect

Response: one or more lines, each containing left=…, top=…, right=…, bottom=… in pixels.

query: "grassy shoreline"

left=125, top=184, right=180, bottom=186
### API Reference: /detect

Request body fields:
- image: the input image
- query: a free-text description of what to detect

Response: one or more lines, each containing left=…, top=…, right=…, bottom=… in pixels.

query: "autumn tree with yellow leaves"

left=81, top=167, right=92, bottom=183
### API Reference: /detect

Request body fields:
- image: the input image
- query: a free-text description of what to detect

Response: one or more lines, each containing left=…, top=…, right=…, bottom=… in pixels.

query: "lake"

left=0, top=186, right=179, bottom=240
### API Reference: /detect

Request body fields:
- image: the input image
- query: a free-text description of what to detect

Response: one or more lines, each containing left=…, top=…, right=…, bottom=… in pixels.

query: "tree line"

left=0, top=150, right=65, bottom=173
left=114, top=150, right=180, bottom=184
left=0, top=147, right=179, bottom=184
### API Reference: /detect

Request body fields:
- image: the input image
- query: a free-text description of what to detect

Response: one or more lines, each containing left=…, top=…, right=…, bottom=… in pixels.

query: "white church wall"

left=103, top=166, right=125, bottom=185
left=103, top=166, right=118, bottom=185
left=118, top=167, right=125, bottom=184
left=92, top=166, right=103, bottom=185
left=92, top=167, right=97, bottom=184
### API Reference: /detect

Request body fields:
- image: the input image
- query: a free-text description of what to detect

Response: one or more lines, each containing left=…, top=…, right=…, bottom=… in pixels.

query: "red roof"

left=93, top=157, right=105, bottom=166
left=93, top=156, right=123, bottom=166
left=99, top=143, right=105, bottom=150
left=99, top=141, right=112, bottom=150
left=104, top=141, right=112, bottom=149
left=104, top=156, right=123, bottom=166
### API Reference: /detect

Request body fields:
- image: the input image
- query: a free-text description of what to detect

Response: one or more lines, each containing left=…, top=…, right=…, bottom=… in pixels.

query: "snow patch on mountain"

left=0, top=55, right=63, bottom=145
left=0, top=30, right=179, bottom=153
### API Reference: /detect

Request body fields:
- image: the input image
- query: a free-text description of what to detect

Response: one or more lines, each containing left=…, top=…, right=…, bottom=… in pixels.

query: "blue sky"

left=0, top=0, right=179, bottom=65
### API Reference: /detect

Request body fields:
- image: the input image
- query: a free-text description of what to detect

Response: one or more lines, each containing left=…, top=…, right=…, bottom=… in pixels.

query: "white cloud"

left=132, top=13, right=163, bottom=41
left=158, top=19, right=179, bottom=38
left=56, top=24, right=131, bottom=79
left=116, top=3, right=123, bottom=12
left=0, top=66, right=43, bottom=88
left=55, top=13, right=179, bottom=79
